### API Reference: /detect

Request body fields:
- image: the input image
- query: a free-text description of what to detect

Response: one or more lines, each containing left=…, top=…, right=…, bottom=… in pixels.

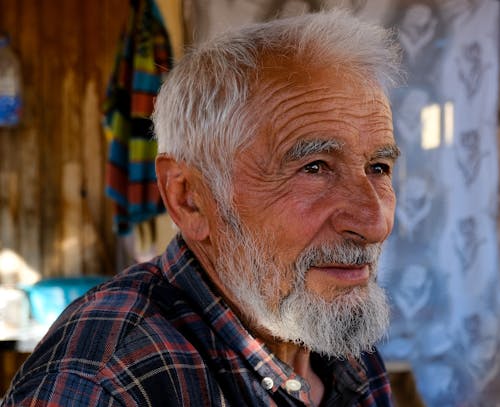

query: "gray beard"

left=215, top=213, right=390, bottom=359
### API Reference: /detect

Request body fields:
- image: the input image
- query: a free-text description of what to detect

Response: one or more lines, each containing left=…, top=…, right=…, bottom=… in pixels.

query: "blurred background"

left=0, top=1, right=499, bottom=405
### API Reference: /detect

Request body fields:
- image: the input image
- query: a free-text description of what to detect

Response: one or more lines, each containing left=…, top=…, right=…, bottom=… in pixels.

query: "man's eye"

left=302, top=161, right=326, bottom=174
left=370, top=163, right=391, bottom=175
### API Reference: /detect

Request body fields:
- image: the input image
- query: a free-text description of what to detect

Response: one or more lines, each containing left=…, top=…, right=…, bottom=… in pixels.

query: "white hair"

left=152, top=9, right=401, bottom=210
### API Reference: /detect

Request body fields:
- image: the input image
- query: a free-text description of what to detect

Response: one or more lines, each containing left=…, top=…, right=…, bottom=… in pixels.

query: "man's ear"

left=156, top=155, right=210, bottom=241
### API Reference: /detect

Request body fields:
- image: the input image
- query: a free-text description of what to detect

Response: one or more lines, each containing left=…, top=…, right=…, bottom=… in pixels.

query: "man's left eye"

left=370, top=163, right=391, bottom=175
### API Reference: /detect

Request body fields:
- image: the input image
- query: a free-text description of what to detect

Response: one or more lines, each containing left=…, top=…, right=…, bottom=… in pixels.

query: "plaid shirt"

left=2, top=236, right=393, bottom=406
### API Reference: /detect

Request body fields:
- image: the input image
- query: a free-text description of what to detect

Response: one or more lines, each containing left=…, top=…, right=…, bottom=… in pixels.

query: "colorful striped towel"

left=104, top=0, right=173, bottom=235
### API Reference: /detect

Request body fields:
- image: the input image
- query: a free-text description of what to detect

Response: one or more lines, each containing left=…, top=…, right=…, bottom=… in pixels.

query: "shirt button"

left=261, top=377, right=274, bottom=390
left=285, top=379, right=302, bottom=392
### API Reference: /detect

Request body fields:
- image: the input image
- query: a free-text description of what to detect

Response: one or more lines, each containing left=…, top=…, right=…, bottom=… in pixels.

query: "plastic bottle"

left=0, top=35, right=22, bottom=127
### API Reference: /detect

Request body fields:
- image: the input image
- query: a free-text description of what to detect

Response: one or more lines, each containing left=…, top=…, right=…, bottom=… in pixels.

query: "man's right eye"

left=302, top=161, right=326, bottom=174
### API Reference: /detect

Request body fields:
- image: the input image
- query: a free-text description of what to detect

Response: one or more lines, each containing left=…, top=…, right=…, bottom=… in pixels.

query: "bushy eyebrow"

left=372, top=144, right=401, bottom=161
left=283, top=138, right=344, bottom=162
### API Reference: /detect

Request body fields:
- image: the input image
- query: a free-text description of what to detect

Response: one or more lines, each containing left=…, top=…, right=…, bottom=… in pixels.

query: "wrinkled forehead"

left=248, top=58, right=389, bottom=119
left=246, top=61, right=390, bottom=131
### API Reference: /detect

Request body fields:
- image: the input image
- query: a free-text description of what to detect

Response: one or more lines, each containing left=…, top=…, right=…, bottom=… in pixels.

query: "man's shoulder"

left=18, top=259, right=202, bottom=378
left=4, top=258, right=216, bottom=405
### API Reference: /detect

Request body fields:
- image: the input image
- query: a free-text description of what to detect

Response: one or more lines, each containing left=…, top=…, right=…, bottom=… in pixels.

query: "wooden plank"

left=81, top=0, right=110, bottom=275
left=17, top=0, right=42, bottom=276
left=60, top=0, right=83, bottom=276
left=0, top=131, right=11, bottom=251
left=39, top=0, right=63, bottom=277
left=0, top=350, right=30, bottom=395
left=81, top=79, right=104, bottom=275
left=0, top=0, right=20, bottom=33
left=0, top=0, right=21, bottom=259
left=0, top=153, right=20, bottom=257
left=102, top=0, right=129, bottom=79
left=101, top=0, right=130, bottom=273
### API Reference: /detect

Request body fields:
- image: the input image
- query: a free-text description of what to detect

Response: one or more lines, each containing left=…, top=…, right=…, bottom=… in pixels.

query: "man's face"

left=212, top=66, right=398, bottom=357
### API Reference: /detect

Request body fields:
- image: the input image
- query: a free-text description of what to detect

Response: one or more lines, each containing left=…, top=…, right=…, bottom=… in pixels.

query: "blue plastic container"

left=23, top=276, right=108, bottom=325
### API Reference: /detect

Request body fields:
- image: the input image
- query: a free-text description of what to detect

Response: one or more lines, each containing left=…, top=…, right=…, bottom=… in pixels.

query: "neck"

left=268, top=341, right=311, bottom=374
left=266, top=340, right=325, bottom=405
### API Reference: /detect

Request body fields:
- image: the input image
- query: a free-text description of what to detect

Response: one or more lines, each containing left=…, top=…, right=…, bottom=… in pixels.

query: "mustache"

left=296, top=240, right=382, bottom=271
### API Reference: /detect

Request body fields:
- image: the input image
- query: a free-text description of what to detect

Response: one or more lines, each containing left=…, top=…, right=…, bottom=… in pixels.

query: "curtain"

left=378, top=1, right=500, bottom=405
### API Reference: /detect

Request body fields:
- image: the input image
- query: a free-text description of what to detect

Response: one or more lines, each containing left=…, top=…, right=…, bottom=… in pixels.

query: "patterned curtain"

left=378, top=1, right=500, bottom=405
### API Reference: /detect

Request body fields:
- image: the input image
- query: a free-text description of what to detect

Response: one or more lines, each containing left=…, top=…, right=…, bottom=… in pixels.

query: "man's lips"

left=309, top=264, right=370, bottom=287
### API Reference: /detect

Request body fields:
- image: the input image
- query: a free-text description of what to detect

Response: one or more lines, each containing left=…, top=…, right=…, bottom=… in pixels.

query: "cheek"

left=278, top=195, right=332, bottom=235
left=251, top=199, right=327, bottom=281
left=381, top=186, right=397, bottom=231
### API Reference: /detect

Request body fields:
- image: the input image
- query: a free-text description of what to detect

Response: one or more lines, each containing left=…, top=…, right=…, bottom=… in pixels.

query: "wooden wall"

left=0, top=1, right=130, bottom=279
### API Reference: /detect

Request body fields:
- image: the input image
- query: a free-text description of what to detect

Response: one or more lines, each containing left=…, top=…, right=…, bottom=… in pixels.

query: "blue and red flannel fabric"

left=2, top=236, right=394, bottom=406
left=104, top=0, right=173, bottom=234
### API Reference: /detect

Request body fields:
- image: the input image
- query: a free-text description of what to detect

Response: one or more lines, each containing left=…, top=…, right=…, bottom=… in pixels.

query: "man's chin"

left=306, top=282, right=371, bottom=304
left=254, top=282, right=390, bottom=359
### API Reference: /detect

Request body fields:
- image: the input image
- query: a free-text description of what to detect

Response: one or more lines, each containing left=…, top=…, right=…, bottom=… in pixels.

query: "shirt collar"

left=159, top=235, right=293, bottom=382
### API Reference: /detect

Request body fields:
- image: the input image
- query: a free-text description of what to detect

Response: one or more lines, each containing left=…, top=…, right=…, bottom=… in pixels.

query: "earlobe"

left=155, top=155, right=210, bottom=241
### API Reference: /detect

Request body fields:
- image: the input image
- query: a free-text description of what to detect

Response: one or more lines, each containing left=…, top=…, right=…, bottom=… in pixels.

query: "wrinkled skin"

left=229, top=66, right=398, bottom=306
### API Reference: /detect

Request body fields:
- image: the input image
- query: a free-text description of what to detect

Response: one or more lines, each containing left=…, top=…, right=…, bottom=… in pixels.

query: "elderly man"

left=2, top=10, right=401, bottom=407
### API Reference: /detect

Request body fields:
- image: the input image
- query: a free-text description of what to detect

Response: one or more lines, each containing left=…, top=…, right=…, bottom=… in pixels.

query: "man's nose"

left=332, top=175, right=394, bottom=244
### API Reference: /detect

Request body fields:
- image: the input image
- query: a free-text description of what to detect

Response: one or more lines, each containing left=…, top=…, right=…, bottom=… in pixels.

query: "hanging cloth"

left=104, top=0, right=173, bottom=235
